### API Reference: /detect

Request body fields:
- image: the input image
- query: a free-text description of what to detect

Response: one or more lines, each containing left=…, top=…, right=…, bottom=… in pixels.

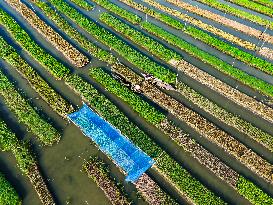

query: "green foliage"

left=70, top=0, right=93, bottom=10
left=30, top=0, right=116, bottom=64
left=93, top=0, right=141, bottom=24
left=198, top=0, right=273, bottom=29
left=157, top=152, right=226, bottom=205
left=251, top=0, right=273, bottom=8
left=0, top=8, right=70, bottom=79
left=0, top=37, right=71, bottom=116
left=0, top=173, right=21, bottom=205
left=237, top=176, right=273, bottom=205
left=227, top=0, right=273, bottom=17
left=100, top=13, right=181, bottom=62
left=89, top=67, right=165, bottom=124
left=49, top=0, right=177, bottom=84
left=0, top=120, right=35, bottom=175
left=66, top=75, right=225, bottom=204
left=185, top=26, right=273, bottom=75
left=0, top=68, right=60, bottom=146
left=13, top=143, right=35, bottom=175
left=140, top=22, right=273, bottom=97
left=0, top=120, right=19, bottom=152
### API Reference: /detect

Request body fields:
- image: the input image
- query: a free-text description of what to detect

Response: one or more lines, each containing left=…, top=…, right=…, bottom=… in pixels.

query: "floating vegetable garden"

left=0, top=0, right=272, bottom=204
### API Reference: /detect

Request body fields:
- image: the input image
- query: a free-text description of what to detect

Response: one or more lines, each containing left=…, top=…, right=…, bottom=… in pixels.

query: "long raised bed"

left=165, top=0, right=273, bottom=45
left=0, top=66, right=60, bottom=146
left=0, top=120, right=55, bottom=205
left=195, top=0, right=273, bottom=29
left=70, top=0, right=93, bottom=10
left=28, top=0, right=116, bottom=65
left=83, top=157, right=131, bottom=205
left=4, top=0, right=88, bottom=67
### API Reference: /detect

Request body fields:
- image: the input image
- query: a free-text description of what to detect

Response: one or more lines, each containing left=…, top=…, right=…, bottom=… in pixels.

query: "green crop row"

left=122, top=0, right=273, bottom=74
left=65, top=74, right=225, bottom=204
left=176, top=82, right=273, bottom=152
left=92, top=0, right=141, bottom=24
left=140, top=22, right=273, bottom=97
left=0, top=67, right=60, bottom=146
left=236, top=176, right=273, bottom=205
left=0, top=173, right=21, bottom=205
left=197, top=0, right=273, bottom=29
left=70, top=0, right=93, bottom=10
left=185, top=26, right=273, bottom=75
left=90, top=67, right=165, bottom=124
left=0, top=8, right=70, bottom=79
left=100, top=13, right=180, bottom=62
left=48, top=0, right=176, bottom=84
left=119, top=0, right=185, bottom=30
left=0, top=37, right=72, bottom=116
left=250, top=0, right=273, bottom=8
left=0, top=120, right=35, bottom=175
left=226, top=0, right=273, bottom=17
left=29, top=0, right=116, bottom=64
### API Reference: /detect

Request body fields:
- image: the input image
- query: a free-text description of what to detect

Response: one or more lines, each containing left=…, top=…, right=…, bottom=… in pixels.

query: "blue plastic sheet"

left=67, top=104, right=155, bottom=182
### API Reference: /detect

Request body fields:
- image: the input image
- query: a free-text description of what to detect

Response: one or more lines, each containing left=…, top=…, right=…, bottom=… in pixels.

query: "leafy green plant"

left=89, top=67, right=165, bottom=124
left=70, top=0, right=93, bottom=10
left=226, top=0, right=273, bottom=17
left=0, top=173, right=21, bottom=205
left=0, top=8, right=70, bottom=79
left=0, top=67, right=60, bottom=146
left=237, top=176, right=273, bottom=205
left=92, top=0, right=141, bottom=24
left=197, top=0, right=273, bottom=29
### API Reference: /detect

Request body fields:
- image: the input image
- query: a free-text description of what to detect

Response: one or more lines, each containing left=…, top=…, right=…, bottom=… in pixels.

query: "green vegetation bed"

left=0, top=66, right=60, bottom=146
left=0, top=173, right=21, bottom=205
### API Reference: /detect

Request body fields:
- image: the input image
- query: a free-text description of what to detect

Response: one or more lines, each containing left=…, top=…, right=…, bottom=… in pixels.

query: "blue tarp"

left=67, top=104, right=155, bottom=182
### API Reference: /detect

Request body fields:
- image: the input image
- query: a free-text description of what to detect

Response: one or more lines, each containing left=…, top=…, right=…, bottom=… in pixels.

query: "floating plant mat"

left=67, top=103, right=155, bottom=182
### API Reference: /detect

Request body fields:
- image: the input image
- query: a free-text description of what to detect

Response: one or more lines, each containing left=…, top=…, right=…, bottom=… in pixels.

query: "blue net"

left=67, top=104, right=155, bottom=182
